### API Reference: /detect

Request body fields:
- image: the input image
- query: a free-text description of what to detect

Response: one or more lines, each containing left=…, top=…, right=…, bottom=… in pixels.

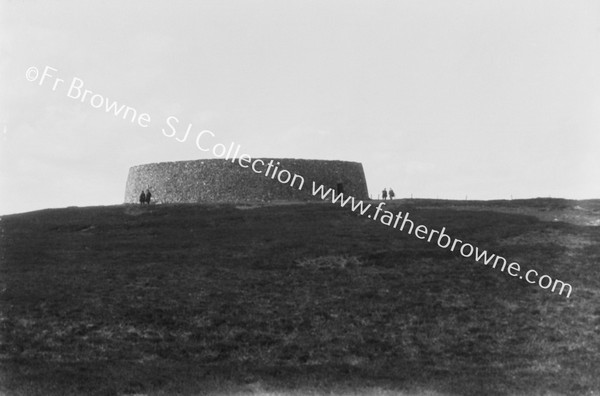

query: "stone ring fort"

left=124, top=158, right=369, bottom=204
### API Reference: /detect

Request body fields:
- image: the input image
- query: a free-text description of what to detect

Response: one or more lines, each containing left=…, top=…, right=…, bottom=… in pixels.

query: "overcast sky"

left=1, top=0, right=599, bottom=215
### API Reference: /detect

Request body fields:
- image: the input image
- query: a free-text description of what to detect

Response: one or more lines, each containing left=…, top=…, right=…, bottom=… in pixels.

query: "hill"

left=1, top=199, right=599, bottom=395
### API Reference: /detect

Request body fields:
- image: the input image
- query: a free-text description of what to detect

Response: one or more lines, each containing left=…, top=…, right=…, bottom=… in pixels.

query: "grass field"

left=1, top=199, right=599, bottom=395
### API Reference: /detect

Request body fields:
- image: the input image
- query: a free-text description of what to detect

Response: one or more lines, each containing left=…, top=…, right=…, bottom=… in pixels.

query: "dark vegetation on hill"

left=0, top=199, right=599, bottom=395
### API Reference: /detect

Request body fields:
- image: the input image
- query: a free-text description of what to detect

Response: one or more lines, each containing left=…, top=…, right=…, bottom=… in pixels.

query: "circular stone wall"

left=124, top=158, right=369, bottom=204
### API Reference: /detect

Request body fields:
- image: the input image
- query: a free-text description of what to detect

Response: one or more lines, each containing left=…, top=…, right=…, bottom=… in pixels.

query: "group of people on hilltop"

left=139, top=187, right=396, bottom=203
left=381, top=188, right=395, bottom=200
left=139, top=186, right=397, bottom=203
left=139, top=189, right=152, bottom=205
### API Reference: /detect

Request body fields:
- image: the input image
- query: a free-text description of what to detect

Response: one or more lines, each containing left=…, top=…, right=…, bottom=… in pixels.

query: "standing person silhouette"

left=389, top=188, right=395, bottom=200
left=382, top=188, right=388, bottom=200
left=145, top=189, right=152, bottom=205
left=139, top=190, right=146, bottom=205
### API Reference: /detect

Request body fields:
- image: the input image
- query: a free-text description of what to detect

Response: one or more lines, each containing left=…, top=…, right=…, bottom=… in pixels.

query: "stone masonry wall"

left=124, top=158, right=369, bottom=204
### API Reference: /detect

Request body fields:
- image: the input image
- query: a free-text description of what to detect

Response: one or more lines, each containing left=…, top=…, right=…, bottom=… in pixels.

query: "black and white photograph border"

left=1, top=1, right=600, bottom=395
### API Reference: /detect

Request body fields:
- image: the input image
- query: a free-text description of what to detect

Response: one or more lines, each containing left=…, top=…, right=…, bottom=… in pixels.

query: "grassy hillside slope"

left=1, top=200, right=599, bottom=395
